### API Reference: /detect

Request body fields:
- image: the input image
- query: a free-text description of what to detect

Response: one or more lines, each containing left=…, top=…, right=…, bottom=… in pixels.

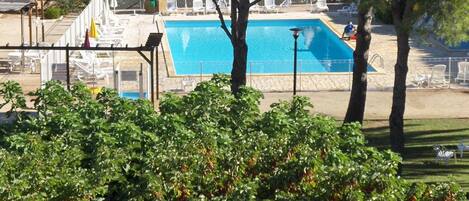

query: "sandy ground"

left=260, top=90, right=469, bottom=119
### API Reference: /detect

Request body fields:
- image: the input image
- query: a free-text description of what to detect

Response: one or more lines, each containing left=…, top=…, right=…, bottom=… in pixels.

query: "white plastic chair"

left=455, top=61, right=469, bottom=84
left=193, top=0, right=205, bottom=14
left=167, top=0, right=178, bottom=14
left=250, top=0, right=262, bottom=13
left=433, top=145, right=455, bottom=164
left=264, top=0, right=278, bottom=13
left=311, top=0, right=329, bottom=12
left=337, top=2, right=357, bottom=15
left=181, top=77, right=196, bottom=92
left=429, top=64, right=448, bottom=87
left=205, top=0, right=217, bottom=13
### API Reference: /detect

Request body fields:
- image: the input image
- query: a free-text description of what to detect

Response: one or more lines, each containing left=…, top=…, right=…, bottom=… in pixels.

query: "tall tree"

left=389, top=0, right=468, bottom=159
left=212, top=0, right=262, bottom=94
left=344, top=3, right=374, bottom=124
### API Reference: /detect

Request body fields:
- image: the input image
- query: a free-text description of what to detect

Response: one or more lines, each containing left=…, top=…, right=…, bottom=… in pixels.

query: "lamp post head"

left=289, top=27, right=302, bottom=39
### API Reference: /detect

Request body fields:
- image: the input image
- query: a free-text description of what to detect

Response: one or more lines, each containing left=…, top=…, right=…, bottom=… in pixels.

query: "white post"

left=448, top=57, right=452, bottom=89
left=299, top=60, right=302, bottom=92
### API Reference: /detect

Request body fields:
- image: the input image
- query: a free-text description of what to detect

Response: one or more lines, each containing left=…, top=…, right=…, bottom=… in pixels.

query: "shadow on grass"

left=364, top=128, right=469, bottom=149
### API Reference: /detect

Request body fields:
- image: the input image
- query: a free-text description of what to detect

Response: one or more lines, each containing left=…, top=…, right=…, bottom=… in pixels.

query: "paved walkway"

left=261, top=90, right=469, bottom=120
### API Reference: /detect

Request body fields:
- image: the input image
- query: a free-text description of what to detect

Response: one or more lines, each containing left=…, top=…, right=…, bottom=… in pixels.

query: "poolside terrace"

left=0, top=3, right=468, bottom=96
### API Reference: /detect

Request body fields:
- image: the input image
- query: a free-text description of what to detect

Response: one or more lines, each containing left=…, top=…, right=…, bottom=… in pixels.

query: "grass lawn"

left=363, top=119, right=469, bottom=192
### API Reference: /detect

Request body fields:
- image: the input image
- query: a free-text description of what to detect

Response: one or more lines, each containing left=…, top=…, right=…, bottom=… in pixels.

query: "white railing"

left=40, top=0, right=105, bottom=84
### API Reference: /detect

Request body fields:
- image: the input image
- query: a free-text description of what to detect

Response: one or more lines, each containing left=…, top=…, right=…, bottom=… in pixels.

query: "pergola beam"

left=0, top=33, right=163, bottom=106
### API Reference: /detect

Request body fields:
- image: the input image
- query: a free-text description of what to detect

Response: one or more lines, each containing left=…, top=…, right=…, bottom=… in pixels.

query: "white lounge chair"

left=264, top=0, right=278, bottom=13
left=413, top=73, right=430, bottom=87
left=205, top=0, right=217, bottom=13
left=455, top=61, right=469, bottom=84
left=70, top=58, right=115, bottom=82
left=428, top=64, right=449, bottom=87
left=433, top=145, right=456, bottom=164
left=181, top=77, right=196, bottom=91
left=193, top=0, right=205, bottom=14
left=311, top=0, right=328, bottom=12
left=279, top=0, right=290, bottom=7
left=166, top=0, right=178, bottom=14
left=337, top=2, right=357, bottom=15
left=250, top=0, right=262, bottom=13
left=218, top=0, right=230, bottom=13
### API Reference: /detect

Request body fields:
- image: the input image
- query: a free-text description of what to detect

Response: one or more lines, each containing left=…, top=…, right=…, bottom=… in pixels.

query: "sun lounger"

left=264, top=0, right=278, bottom=13
left=206, top=0, right=217, bottom=13
left=337, top=2, right=357, bottom=15
left=166, top=0, right=178, bottom=14
left=70, top=58, right=115, bottom=82
left=192, top=0, right=205, bottom=14
left=250, top=0, right=262, bottom=13
left=428, top=64, right=449, bottom=87
left=311, top=0, right=328, bottom=12
left=433, top=145, right=456, bottom=164
left=455, top=61, right=469, bottom=84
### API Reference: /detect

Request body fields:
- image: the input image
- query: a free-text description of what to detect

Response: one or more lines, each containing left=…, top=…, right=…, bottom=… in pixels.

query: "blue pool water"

left=120, top=92, right=147, bottom=100
left=165, top=19, right=375, bottom=75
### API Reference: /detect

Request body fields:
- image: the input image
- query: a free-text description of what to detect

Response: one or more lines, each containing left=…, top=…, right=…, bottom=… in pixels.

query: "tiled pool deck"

left=117, top=11, right=465, bottom=92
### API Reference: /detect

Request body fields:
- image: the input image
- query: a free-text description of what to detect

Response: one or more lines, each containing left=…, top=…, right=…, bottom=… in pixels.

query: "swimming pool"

left=120, top=92, right=147, bottom=100
left=165, top=19, right=375, bottom=75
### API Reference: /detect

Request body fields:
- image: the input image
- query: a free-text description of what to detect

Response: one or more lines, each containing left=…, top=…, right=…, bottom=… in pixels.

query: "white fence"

left=40, top=0, right=105, bottom=84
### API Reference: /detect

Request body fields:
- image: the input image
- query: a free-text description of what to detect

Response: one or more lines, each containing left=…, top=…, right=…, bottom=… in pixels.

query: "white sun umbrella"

left=110, top=0, right=118, bottom=13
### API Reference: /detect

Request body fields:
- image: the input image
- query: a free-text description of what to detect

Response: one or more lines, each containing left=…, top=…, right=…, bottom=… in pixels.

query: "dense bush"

left=375, top=4, right=393, bottom=24
left=44, top=7, right=63, bottom=19
left=0, top=77, right=466, bottom=200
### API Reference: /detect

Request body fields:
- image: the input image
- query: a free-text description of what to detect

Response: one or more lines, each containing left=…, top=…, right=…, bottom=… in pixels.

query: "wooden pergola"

left=0, top=33, right=163, bottom=105
left=0, top=0, right=45, bottom=44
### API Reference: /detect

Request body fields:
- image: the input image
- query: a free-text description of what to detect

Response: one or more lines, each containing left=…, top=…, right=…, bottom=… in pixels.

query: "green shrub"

left=0, top=77, right=466, bottom=200
left=44, top=7, right=62, bottom=19
left=375, top=6, right=393, bottom=24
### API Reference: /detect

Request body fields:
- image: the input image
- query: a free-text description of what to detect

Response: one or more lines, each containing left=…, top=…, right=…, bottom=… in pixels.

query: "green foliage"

left=0, top=81, right=26, bottom=118
left=44, top=7, right=63, bottom=19
left=0, top=77, right=466, bottom=200
left=422, top=0, right=469, bottom=46
left=374, top=4, right=393, bottom=24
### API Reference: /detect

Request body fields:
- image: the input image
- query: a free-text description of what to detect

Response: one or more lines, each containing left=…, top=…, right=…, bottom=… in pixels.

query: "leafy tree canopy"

left=0, top=77, right=466, bottom=200
left=353, top=0, right=468, bottom=45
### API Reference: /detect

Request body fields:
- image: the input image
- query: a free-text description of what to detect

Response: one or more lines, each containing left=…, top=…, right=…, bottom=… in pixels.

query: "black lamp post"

left=290, top=27, right=302, bottom=95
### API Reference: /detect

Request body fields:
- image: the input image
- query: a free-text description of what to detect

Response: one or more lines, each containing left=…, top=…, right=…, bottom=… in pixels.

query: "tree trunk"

left=390, top=0, right=412, bottom=175
left=389, top=0, right=411, bottom=156
left=344, top=7, right=373, bottom=124
left=231, top=1, right=250, bottom=94
left=231, top=42, right=248, bottom=93
left=389, top=32, right=409, bottom=155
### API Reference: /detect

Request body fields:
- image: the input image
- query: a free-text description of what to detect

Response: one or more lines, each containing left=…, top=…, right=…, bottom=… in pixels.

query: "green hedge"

left=375, top=6, right=393, bottom=24
left=0, top=77, right=466, bottom=200
left=44, top=7, right=63, bottom=19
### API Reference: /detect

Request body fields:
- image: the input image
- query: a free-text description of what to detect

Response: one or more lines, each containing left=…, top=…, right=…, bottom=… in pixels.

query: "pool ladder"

left=369, top=53, right=384, bottom=70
